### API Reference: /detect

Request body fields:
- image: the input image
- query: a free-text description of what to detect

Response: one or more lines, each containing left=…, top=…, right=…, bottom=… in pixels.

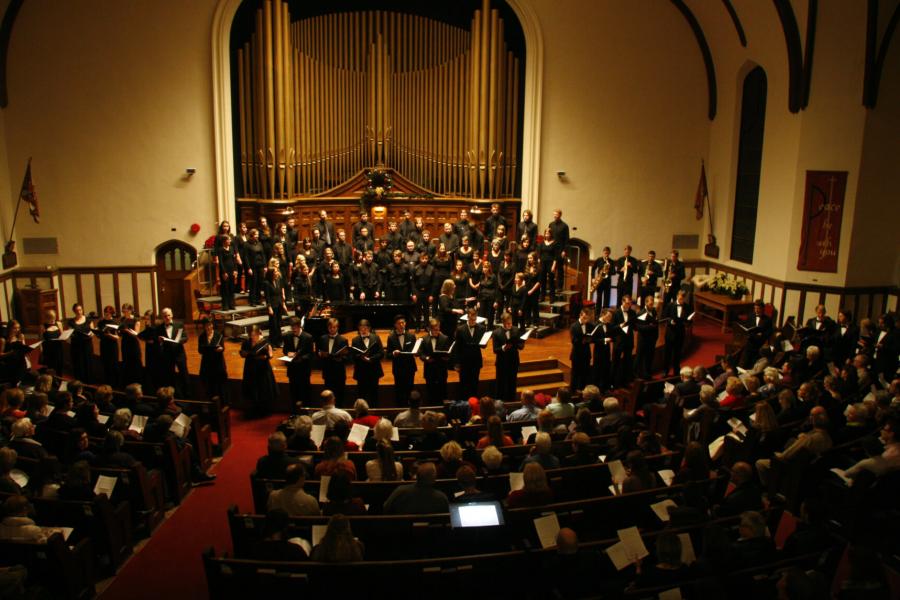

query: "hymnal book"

left=58, top=329, right=75, bottom=342
left=533, top=513, right=560, bottom=549
left=520, top=426, right=537, bottom=445
left=658, top=469, right=675, bottom=487
left=607, top=460, right=626, bottom=485
left=737, top=322, right=760, bottom=333
left=605, top=540, right=633, bottom=570
left=619, top=324, right=630, bottom=334
left=347, top=423, right=369, bottom=447
left=311, top=524, right=327, bottom=547
left=400, top=338, right=423, bottom=355
left=94, top=475, right=117, bottom=498
left=650, top=499, right=677, bottom=521
left=169, top=413, right=192, bottom=439
left=129, top=414, right=148, bottom=435
left=103, top=323, right=120, bottom=331
left=728, top=418, right=748, bottom=436
left=349, top=344, right=369, bottom=354
left=678, top=533, right=696, bottom=564
left=478, top=331, right=492, bottom=347
left=318, top=475, right=331, bottom=503
left=509, top=472, right=524, bottom=492
left=520, top=328, right=534, bottom=341
left=434, top=341, right=456, bottom=355
left=589, top=323, right=603, bottom=336
left=310, top=424, right=326, bottom=449
left=254, top=343, right=271, bottom=355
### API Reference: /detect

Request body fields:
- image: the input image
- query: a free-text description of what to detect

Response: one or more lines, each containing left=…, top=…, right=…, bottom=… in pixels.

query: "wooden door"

left=155, top=241, right=197, bottom=319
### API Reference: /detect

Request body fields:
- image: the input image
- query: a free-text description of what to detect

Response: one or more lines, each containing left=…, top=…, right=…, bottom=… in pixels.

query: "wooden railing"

left=683, top=260, right=898, bottom=327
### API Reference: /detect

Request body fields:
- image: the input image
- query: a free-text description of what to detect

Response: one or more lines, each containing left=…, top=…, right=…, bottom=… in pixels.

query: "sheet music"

left=686, top=312, right=695, bottom=321
left=58, top=329, right=75, bottom=341
left=650, top=498, right=677, bottom=521
left=9, top=469, right=28, bottom=488
left=479, top=331, right=492, bottom=346
left=310, top=424, right=326, bottom=449
left=347, top=423, right=369, bottom=447
left=678, top=533, right=696, bottom=564
left=94, top=475, right=117, bottom=498
left=401, top=338, right=423, bottom=355
left=638, top=312, right=648, bottom=321
left=311, top=524, right=327, bottom=547
left=533, top=513, right=560, bottom=549
left=616, top=526, right=649, bottom=560
left=170, top=413, right=192, bottom=439
left=607, top=459, right=626, bottom=484
left=658, top=469, right=675, bottom=487
left=318, top=475, right=331, bottom=503
left=509, top=472, right=524, bottom=491
left=276, top=355, right=293, bottom=362
left=97, top=414, right=109, bottom=425
left=28, top=340, right=43, bottom=350
left=520, top=328, right=533, bottom=341
left=520, top=426, right=537, bottom=445
left=391, top=426, right=400, bottom=442
left=129, top=414, right=148, bottom=434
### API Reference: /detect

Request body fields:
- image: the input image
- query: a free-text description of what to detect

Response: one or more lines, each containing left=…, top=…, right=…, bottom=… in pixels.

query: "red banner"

left=797, top=170, right=847, bottom=272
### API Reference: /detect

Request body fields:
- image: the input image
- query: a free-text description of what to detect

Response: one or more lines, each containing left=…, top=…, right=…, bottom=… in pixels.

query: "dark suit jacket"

left=663, top=301, right=693, bottom=337
left=316, top=335, right=350, bottom=372
left=282, top=331, right=314, bottom=376
left=454, top=322, right=487, bottom=370
left=570, top=321, right=593, bottom=363
left=387, top=331, right=418, bottom=377
left=351, top=333, right=384, bottom=380
left=492, top=326, right=524, bottom=367
left=419, top=333, right=452, bottom=380
left=313, top=220, right=336, bottom=245
left=158, top=321, right=188, bottom=361
left=613, top=308, right=637, bottom=347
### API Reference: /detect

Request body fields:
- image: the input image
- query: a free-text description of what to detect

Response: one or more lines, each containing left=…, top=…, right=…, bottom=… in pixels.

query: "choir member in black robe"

left=98, top=305, right=121, bottom=387
left=316, top=317, right=350, bottom=406
left=198, top=318, right=227, bottom=402
left=662, top=290, right=693, bottom=377
left=263, top=264, right=287, bottom=348
left=282, top=317, right=314, bottom=407
left=157, top=307, right=191, bottom=398
left=419, top=318, right=452, bottom=404
left=634, top=294, right=659, bottom=380
left=612, top=295, right=637, bottom=387
left=492, top=312, right=525, bottom=402
left=137, top=310, right=160, bottom=391
left=386, top=316, right=418, bottom=406
left=67, top=303, right=96, bottom=382
left=570, top=308, right=594, bottom=392
left=350, top=319, right=384, bottom=407
left=40, top=309, right=64, bottom=376
left=215, top=234, right=242, bottom=310
left=454, top=308, right=487, bottom=401
left=437, top=279, right=464, bottom=339
left=591, top=309, right=615, bottom=390
left=240, top=325, right=276, bottom=417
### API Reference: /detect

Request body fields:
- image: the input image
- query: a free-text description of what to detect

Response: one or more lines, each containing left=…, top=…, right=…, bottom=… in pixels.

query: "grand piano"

left=304, top=300, right=415, bottom=337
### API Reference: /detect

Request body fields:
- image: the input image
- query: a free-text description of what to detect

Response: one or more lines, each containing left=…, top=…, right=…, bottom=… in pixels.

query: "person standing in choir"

left=350, top=319, right=384, bottom=407
left=570, top=308, right=594, bottom=392
left=419, top=317, right=452, bottom=404
left=67, top=303, right=95, bottom=383
left=496, top=252, right=515, bottom=323
left=198, top=318, right=227, bottom=402
left=118, top=304, right=143, bottom=387
left=517, top=209, right=538, bottom=250
left=635, top=294, right=659, bottom=380
left=638, top=250, right=662, bottom=303
left=98, top=305, right=120, bottom=387
left=215, top=234, right=241, bottom=310
left=282, top=317, right=314, bottom=407
left=615, top=246, right=640, bottom=306
left=387, top=315, right=417, bottom=406
left=412, top=253, right=435, bottom=331
left=137, top=310, right=160, bottom=390
left=662, top=290, right=693, bottom=377
left=245, top=228, right=267, bottom=306
left=508, top=272, right=528, bottom=330
left=317, top=317, right=350, bottom=406
left=539, top=228, right=558, bottom=302
left=662, top=250, right=686, bottom=305
left=612, top=295, right=637, bottom=387
left=476, top=260, right=500, bottom=326
left=493, top=312, right=525, bottom=402
left=264, top=261, right=287, bottom=349
left=591, top=309, right=615, bottom=390
left=437, top=279, right=464, bottom=339
left=240, top=325, right=276, bottom=417
left=157, top=307, right=191, bottom=398
left=291, top=259, right=314, bottom=318
left=40, top=310, right=64, bottom=376
left=454, top=308, right=486, bottom=402
left=235, top=222, right=251, bottom=293
left=524, top=254, right=542, bottom=327
left=548, top=209, right=570, bottom=292
left=0, top=320, right=27, bottom=385
left=591, top=246, right=615, bottom=308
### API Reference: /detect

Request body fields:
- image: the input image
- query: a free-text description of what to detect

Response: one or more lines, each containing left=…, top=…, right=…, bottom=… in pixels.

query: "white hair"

left=602, top=397, right=620, bottom=412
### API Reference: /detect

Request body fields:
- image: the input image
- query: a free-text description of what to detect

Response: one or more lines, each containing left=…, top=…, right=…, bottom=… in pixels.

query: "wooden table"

left=693, top=290, right=752, bottom=333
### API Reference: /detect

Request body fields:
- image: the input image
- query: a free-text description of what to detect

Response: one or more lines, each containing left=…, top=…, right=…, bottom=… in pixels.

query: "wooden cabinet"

left=16, top=288, right=59, bottom=331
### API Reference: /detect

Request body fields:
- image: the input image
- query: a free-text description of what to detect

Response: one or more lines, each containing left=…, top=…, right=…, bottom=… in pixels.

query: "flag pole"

left=702, top=158, right=714, bottom=235
left=6, top=157, right=32, bottom=244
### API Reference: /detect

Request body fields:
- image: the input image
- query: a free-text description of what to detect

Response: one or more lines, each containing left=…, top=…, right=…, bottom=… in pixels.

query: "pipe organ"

left=234, top=0, right=522, bottom=200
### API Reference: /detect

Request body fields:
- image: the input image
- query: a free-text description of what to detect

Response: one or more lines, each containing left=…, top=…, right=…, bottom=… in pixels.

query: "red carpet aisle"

left=99, top=413, right=283, bottom=600
left=98, top=317, right=730, bottom=600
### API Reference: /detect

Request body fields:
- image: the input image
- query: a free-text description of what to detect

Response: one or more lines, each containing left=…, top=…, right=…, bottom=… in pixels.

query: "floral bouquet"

left=703, top=272, right=749, bottom=299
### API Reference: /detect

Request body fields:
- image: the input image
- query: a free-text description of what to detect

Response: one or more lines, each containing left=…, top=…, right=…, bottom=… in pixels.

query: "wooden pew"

left=0, top=533, right=95, bottom=600
left=91, top=464, right=165, bottom=536
left=123, top=437, right=193, bottom=504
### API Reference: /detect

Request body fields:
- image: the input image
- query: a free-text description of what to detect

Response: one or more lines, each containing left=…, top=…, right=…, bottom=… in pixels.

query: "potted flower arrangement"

left=703, top=272, right=749, bottom=299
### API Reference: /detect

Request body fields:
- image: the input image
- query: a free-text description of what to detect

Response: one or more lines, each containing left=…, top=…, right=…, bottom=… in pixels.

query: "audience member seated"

left=597, top=397, right=633, bottom=434
left=75, top=402, right=108, bottom=437
left=315, top=437, right=357, bottom=480
left=671, top=366, right=701, bottom=401
left=637, top=430, right=663, bottom=455
left=365, top=440, right=403, bottom=482
left=97, top=430, right=138, bottom=469
left=747, top=346, right=773, bottom=377
left=776, top=388, right=803, bottom=425
left=332, top=419, right=359, bottom=452
left=506, top=462, right=553, bottom=508
left=392, top=391, right=422, bottom=428
left=712, top=356, right=737, bottom=392
left=673, top=441, right=713, bottom=485
left=0, top=389, right=27, bottom=421
left=410, top=411, right=448, bottom=451
left=24, top=392, right=50, bottom=426
left=286, top=415, right=317, bottom=452
left=250, top=509, right=309, bottom=561
left=719, top=376, right=746, bottom=409
left=479, top=445, right=509, bottom=476
left=782, top=498, right=832, bottom=557
left=153, top=386, right=182, bottom=418
left=68, top=428, right=96, bottom=465
left=435, top=441, right=475, bottom=479
left=322, top=471, right=366, bottom=516
left=0, top=495, right=45, bottom=542
left=567, top=407, right=599, bottom=438
left=693, top=524, right=737, bottom=577
left=476, top=415, right=514, bottom=448
left=738, top=400, right=788, bottom=462
left=606, top=426, right=639, bottom=462
left=621, top=450, right=658, bottom=493
left=361, top=418, right=394, bottom=451
left=713, top=461, right=762, bottom=518
left=520, top=432, right=560, bottom=471
left=383, top=462, right=449, bottom=515
left=508, top=389, right=540, bottom=422
left=44, top=391, right=76, bottom=431
left=350, top=399, right=379, bottom=429
left=267, top=464, right=320, bottom=516
left=57, top=461, right=96, bottom=502
left=576, top=385, right=603, bottom=412
left=758, top=366, right=782, bottom=398
left=451, top=465, right=494, bottom=503
left=93, top=385, right=117, bottom=413
left=309, top=514, right=364, bottom=562
left=731, top=510, right=775, bottom=567
left=632, top=531, right=690, bottom=589
left=9, top=418, right=48, bottom=460
left=256, top=432, right=300, bottom=479
left=546, top=387, right=575, bottom=419
left=843, top=413, right=900, bottom=480
left=523, top=409, right=556, bottom=444
left=541, top=528, right=605, bottom=599
left=110, top=408, right=141, bottom=441
left=311, top=390, right=351, bottom=428
left=563, top=432, right=598, bottom=467
left=0, top=448, right=22, bottom=494
left=756, top=409, right=832, bottom=487
left=833, top=403, right=875, bottom=445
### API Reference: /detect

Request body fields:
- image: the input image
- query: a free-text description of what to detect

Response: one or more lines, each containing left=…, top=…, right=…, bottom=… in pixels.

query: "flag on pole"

left=19, top=158, right=39, bottom=224
left=694, top=162, right=708, bottom=221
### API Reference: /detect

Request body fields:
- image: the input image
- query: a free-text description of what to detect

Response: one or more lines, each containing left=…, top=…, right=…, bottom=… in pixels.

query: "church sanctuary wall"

left=527, top=0, right=710, bottom=261
left=1, top=0, right=221, bottom=269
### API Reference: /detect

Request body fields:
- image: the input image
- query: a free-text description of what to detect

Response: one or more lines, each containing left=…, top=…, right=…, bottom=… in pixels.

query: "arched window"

left=730, top=66, right=767, bottom=264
